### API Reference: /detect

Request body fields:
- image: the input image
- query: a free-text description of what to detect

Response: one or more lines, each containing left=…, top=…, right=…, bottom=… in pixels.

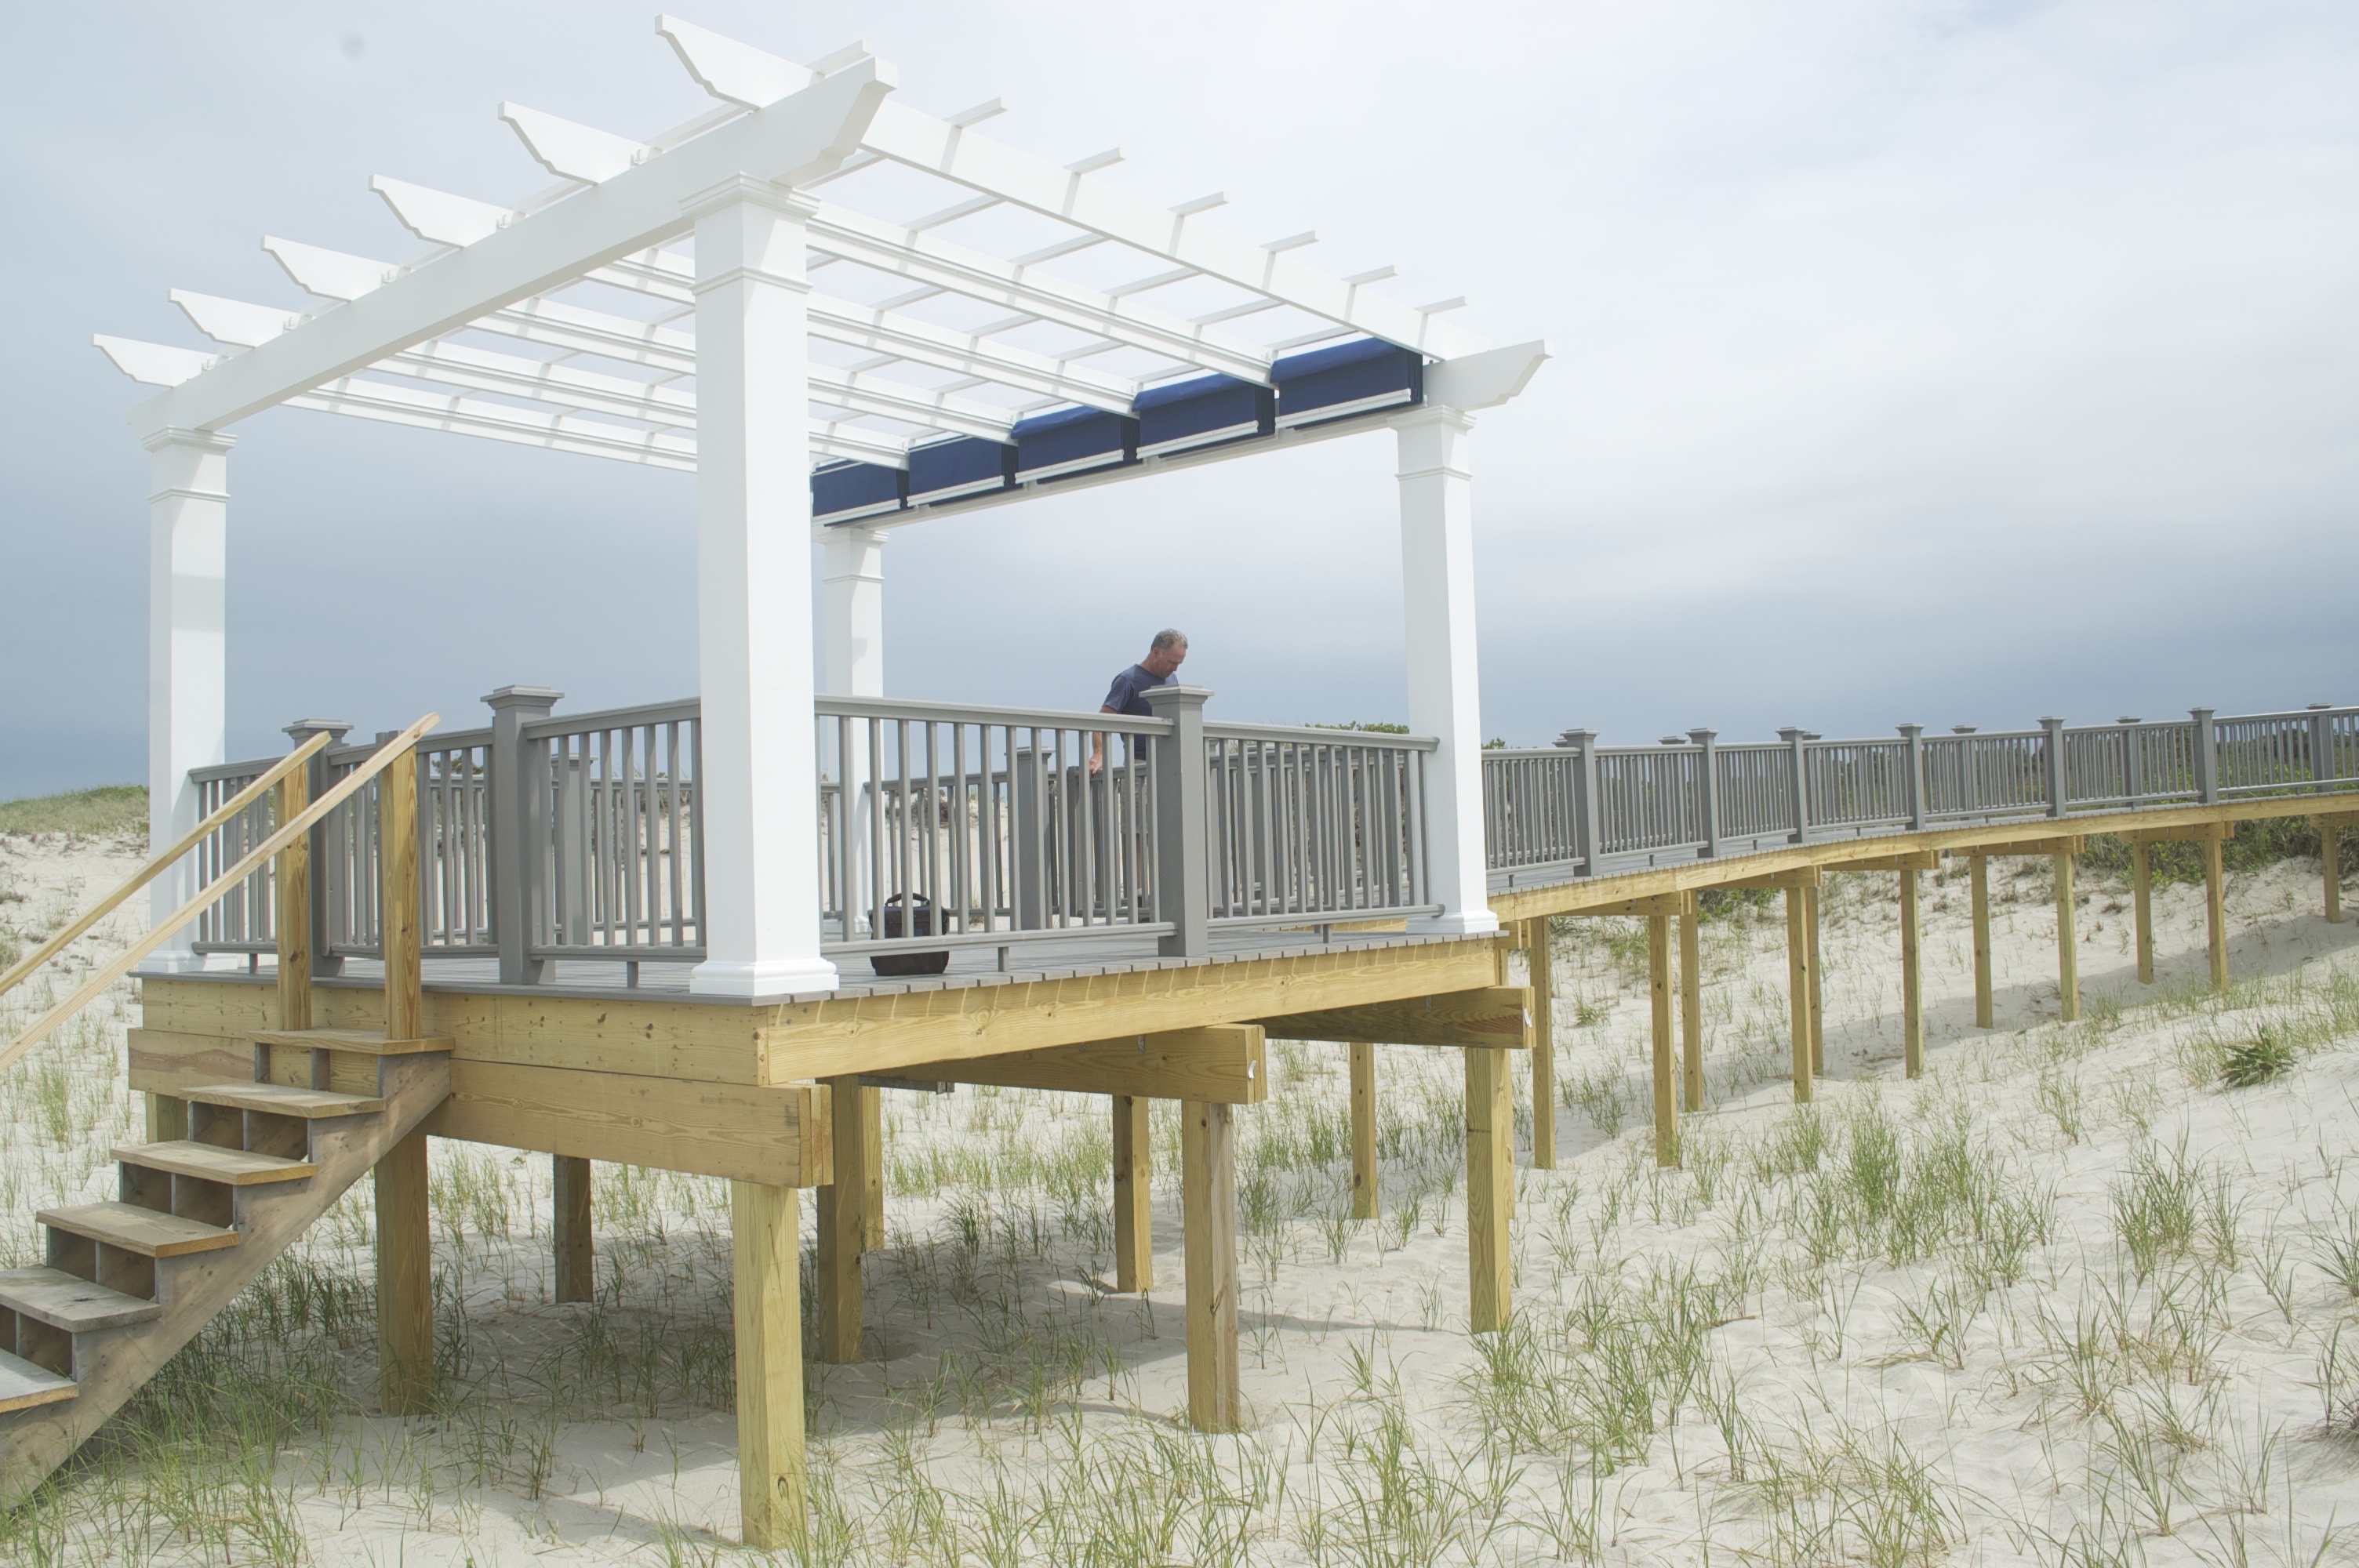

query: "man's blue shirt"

left=1102, top=662, right=1174, bottom=718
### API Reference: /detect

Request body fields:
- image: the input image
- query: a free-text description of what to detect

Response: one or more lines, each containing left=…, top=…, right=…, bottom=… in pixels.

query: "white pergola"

left=100, top=16, right=1546, bottom=997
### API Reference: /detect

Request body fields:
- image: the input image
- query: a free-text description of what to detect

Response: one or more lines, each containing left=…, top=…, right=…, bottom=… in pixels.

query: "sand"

left=3, top=827, right=2357, bottom=1565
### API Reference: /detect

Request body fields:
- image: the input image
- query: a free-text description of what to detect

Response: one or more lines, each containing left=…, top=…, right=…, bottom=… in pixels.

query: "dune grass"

left=0, top=785, right=145, bottom=838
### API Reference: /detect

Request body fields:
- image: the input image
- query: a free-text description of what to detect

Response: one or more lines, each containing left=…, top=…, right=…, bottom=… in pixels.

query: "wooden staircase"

left=0, top=1027, right=450, bottom=1499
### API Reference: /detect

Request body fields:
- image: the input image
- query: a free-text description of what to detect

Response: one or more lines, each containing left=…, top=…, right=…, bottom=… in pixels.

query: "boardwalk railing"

left=1486, top=703, right=2359, bottom=887
left=186, top=695, right=2351, bottom=978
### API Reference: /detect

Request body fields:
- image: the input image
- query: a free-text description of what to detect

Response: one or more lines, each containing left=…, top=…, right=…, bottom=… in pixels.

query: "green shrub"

left=2219, top=1026, right=2296, bottom=1089
left=0, top=785, right=146, bottom=837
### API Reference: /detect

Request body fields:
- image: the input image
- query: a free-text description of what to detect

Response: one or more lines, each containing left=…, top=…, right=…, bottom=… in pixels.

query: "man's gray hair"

left=1150, top=628, right=1188, bottom=653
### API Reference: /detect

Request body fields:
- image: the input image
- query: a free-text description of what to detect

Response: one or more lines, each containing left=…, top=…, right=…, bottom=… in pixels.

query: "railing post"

left=2193, top=708, right=2219, bottom=804
left=1556, top=729, right=1601, bottom=876
left=2310, top=703, right=2335, bottom=786
left=1688, top=728, right=1721, bottom=858
left=2041, top=717, right=2067, bottom=818
left=1144, top=686, right=1212, bottom=960
left=1779, top=727, right=1811, bottom=843
left=485, top=686, right=562, bottom=986
left=1897, top=724, right=1925, bottom=831
left=283, top=720, right=351, bottom=978
left=1012, top=743, right=1047, bottom=931
left=2121, top=717, right=2146, bottom=805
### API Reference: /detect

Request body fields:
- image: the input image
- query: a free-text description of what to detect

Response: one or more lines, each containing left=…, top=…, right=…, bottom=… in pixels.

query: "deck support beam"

left=1899, top=870, right=1924, bottom=1077
left=1679, top=908, right=1703, bottom=1109
left=1525, top=919, right=1556, bottom=1169
left=1970, top=855, right=1994, bottom=1027
left=1252, top=989, right=1528, bottom=1051
left=2205, top=834, right=2228, bottom=989
left=816, top=1072, right=867, bottom=1363
left=1464, top=1046, right=1513, bottom=1329
left=1349, top=1043, right=1377, bottom=1220
left=143, top=429, right=233, bottom=974
left=1648, top=914, right=1675, bottom=1166
left=1112, top=1094, right=1152, bottom=1293
left=2133, top=843, right=2154, bottom=982
left=731, top=1179, right=805, bottom=1549
left=1394, top=406, right=1497, bottom=937
left=1181, top=1100, right=1240, bottom=1430
left=554, top=1155, right=594, bottom=1303
left=2323, top=814, right=2352, bottom=925
left=375, top=739, right=431, bottom=1415
left=686, top=181, right=838, bottom=998
left=1805, top=883, right=1825, bottom=1075
left=1785, top=884, right=1812, bottom=1102
left=2054, top=853, right=2079, bottom=1022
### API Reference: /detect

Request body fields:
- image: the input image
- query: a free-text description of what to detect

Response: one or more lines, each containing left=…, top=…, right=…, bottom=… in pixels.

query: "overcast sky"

left=3, top=0, right=2354, bottom=798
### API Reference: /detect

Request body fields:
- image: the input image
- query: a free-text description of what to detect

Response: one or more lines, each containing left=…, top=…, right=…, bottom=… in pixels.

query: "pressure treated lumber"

left=1250, top=986, right=1532, bottom=1051
left=1961, top=835, right=2087, bottom=859
left=1181, top=1101, right=1240, bottom=1431
left=2323, top=813, right=2350, bottom=925
left=1464, top=1047, right=1514, bottom=1329
left=1113, top=1095, right=1152, bottom=1293
left=1899, top=870, right=1923, bottom=1078
left=2204, top=835, right=2228, bottom=989
left=1970, top=855, right=1994, bottom=1028
left=816, top=1073, right=867, bottom=1363
left=375, top=1125, right=432, bottom=1414
left=1348, top=1043, right=1377, bottom=1220
left=1648, top=914, right=1675, bottom=1165
left=274, top=765, right=311, bottom=1036
left=2121, top=822, right=2237, bottom=844
left=1805, top=883, right=1824, bottom=1076
left=1678, top=909, right=1703, bottom=1110
left=1785, top=885, right=1812, bottom=1103
left=1526, top=918, right=1556, bottom=1169
left=1567, top=892, right=1696, bottom=919
left=731, top=1179, right=805, bottom=1549
left=896, top=1025, right=1267, bottom=1103
left=2054, top=853, right=2080, bottom=1022
left=554, top=1156, right=593, bottom=1304
left=1838, top=851, right=1941, bottom=872
left=2132, top=843, right=2154, bottom=982
left=861, top=1086, right=883, bottom=1250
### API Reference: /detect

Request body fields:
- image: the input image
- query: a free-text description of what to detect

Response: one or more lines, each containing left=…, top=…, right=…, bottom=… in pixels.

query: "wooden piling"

left=1970, top=854, right=1994, bottom=1027
left=375, top=746, right=431, bottom=1415
left=1786, top=885, right=1813, bottom=1103
left=1349, top=1043, right=1378, bottom=1220
left=1678, top=908, right=1704, bottom=1112
left=1181, top=1100, right=1240, bottom=1430
left=1899, top=869, right=1923, bottom=1078
left=2132, top=842, right=2154, bottom=982
left=1464, top=1046, right=1514, bottom=1330
left=2323, top=818, right=2343, bottom=926
left=1526, top=918, right=1556, bottom=1170
left=2054, top=852, right=2079, bottom=1022
left=1648, top=913, right=1675, bottom=1166
left=1113, top=1094, right=1153, bottom=1292
left=554, top=1155, right=594, bottom=1303
left=862, top=1085, right=884, bottom=1250
left=1805, top=882, right=1825, bottom=1076
left=816, top=1073, right=867, bottom=1363
left=731, top=1179, right=805, bottom=1549
left=2204, top=833, right=2228, bottom=989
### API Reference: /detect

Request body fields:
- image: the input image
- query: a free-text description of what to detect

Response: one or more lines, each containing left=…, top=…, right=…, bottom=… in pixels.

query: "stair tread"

left=38, top=1202, right=240, bottom=1258
left=251, top=1027, right=453, bottom=1057
left=0, top=1348, right=75, bottom=1413
left=0, top=1266, right=162, bottom=1332
left=182, top=1082, right=385, bottom=1118
left=112, top=1139, right=317, bottom=1185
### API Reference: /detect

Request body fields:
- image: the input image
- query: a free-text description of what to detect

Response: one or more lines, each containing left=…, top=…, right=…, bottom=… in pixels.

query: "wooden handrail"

left=0, top=714, right=440, bottom=1078
left=0, top=728, right=338, bottom=1009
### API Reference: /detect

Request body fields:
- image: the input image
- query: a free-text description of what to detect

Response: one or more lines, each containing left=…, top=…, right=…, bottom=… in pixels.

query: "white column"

left=143, top=429, right=234, bottom=972
left=1395, top=406, right=1498, bottom=936
left=821, top=525, right=885, bottom=698
left=687, top=177, right=838, bottom=998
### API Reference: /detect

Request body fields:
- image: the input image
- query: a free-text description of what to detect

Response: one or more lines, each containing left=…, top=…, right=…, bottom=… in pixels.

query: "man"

left=1089, top=629, right=1187, bottom=773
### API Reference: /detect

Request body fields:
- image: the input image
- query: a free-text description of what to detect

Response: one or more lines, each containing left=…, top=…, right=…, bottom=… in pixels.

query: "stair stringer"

left=0, top=1053, right=449, bottom=1504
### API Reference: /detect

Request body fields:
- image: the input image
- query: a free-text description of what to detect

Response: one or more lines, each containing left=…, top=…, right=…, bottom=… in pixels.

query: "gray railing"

left=1202, top=722, right=1436, bottom=927
left=1485, top=702, right=2358, bottom=887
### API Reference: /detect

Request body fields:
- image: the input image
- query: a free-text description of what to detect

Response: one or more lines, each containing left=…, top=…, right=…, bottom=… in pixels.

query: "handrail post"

left=1556, top=729, right=1601, bottom=876
left=283, top=720, right=351, bottom=979
left=1897, top=724, right=1925, bottom=831
left=1144, top=686, right=1212, bottom=960
left=2121, top=717, right=2146, bottom=806
left=1688, top=728, right=1721, bottom=858
left=1779, top=727, right=1810, bottom=843
left=2041, top=717, right=2067, bottom=818
left=485, top=686, right=562, bottom=986
left=2310, top=702, right=2335, bottom=787
left=272, top=746, right=312, bottom=1033
left=2193, top=708, right=2219, bottom=804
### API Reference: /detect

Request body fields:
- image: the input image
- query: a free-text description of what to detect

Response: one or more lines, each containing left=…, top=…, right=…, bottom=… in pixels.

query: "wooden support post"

left=1785, top=885, right=1812, bottom=1103
left=815, top=1073, right=867, bottom=1363
left=861, top=1084, right=884, bottom=1250
left=375, top=744, right=431, bottom=1415
left=731, top=1179, right=805, bottom=1550
left=2328, top=822, right=2345, bottom=926
left=1525, top=919, right=1556, bottom=1171
left=146, top=1093, right=187, bottom=1143
left=2132, top=842, right=2154, bottom=982
left=2204, top=834, right=2228, bottom=989
left=2054, top=852, right=2079, bottom=1022
left=1180, top=1100, right=1240, bottom=1430
left=1678, top=908, right=1704, bottom=1112
left=1464, top=1046, right=1514, bottom=1330
left=1805, top=882, right=1825, bottom=1076
left=1970, top=855, right=1994, bottom=1028
left=1648, top=913, right=1675, bottom=1167
left=1899, top=870, right=1924, bottom=1078
left=1113, top=1094, right=1153, bottom=1293
left=273, top=767, right=311, bottom=1033
left=1349, top=1042, right=1377, bottom=1220
left=554, top=1155, right=594, bottom=1304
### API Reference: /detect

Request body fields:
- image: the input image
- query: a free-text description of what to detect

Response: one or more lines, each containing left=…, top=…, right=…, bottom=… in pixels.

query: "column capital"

left=1141, top=684, right=1214, bottom=715
left=681, top=173, right=821, bottom=224
left=140, top=426, right=235, bottom=456
left=1391, top=403, right=1476, bottom=436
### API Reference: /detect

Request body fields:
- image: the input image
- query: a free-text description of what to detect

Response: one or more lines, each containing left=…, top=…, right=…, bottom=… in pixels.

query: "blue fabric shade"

left=811, top=459, right=906, bottom=522
left=1134, top=373, right=1274, bottom=459
left=1012, top=405, right=1136, bottom=481
left=1274, top=337, right=1423, bottom=427
left=907, top=436, right=1017, bottom=503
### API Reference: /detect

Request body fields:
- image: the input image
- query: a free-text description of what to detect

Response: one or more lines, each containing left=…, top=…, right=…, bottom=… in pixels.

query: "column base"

left=1406, top=909, right=1500, bottom=937
left=136, top=949, right=247, bottom=977
left=690, top=956, right=841, bottom=999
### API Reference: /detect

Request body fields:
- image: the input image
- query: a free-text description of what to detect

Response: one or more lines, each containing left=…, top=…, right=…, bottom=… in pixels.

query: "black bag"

left=871, top=894, right=950, bottom=976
